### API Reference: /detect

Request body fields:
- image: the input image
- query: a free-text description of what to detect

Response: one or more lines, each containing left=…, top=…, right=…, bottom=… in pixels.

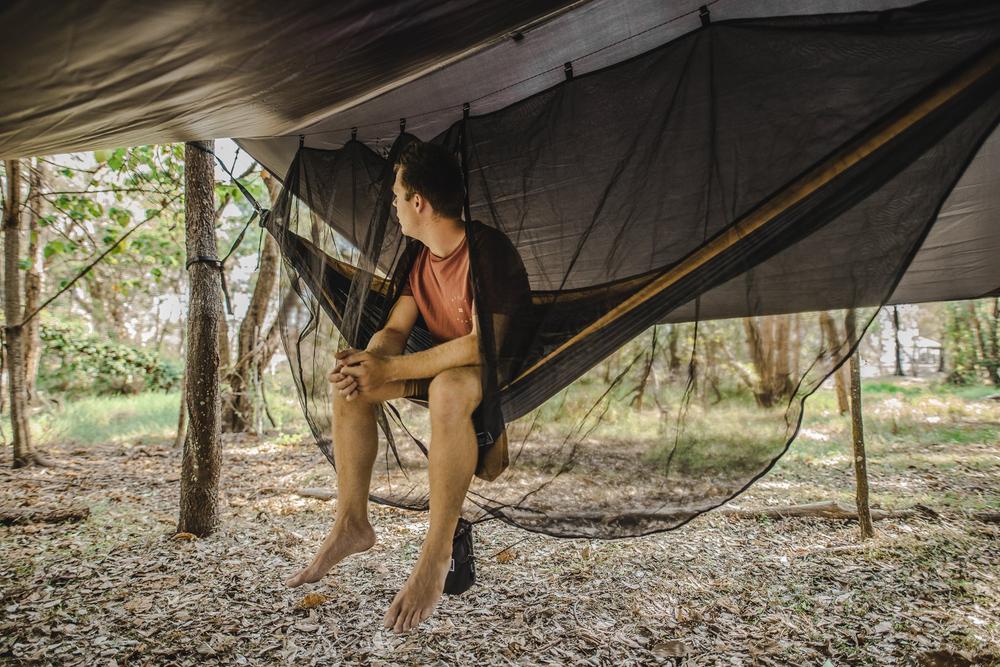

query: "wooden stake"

left=847, top=310, right=875, bottom=540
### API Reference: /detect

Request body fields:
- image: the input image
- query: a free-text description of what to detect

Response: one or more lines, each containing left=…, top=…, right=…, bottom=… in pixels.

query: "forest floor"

left=1, top=383, right=998, bottom=666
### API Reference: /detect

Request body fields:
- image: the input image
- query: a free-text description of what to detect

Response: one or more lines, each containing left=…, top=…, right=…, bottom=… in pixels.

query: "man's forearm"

left=367, top=328, right=408, bottom=356
left=387, top=333, right=479, bottom=381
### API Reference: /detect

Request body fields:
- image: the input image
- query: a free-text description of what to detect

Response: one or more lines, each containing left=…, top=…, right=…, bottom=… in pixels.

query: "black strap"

left=183, top=144, right=273, bottom=315
left=185, top=255, right=234, bottom=315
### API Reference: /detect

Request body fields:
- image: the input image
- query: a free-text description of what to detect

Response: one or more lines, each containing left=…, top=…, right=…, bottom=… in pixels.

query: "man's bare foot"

left=285, top=520, right=376, bottom=588
left=383, top=548, right=452, bottom=633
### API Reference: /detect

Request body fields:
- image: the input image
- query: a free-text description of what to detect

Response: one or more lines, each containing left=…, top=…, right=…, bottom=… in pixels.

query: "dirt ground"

left=1, top=430, right=998, bottom=666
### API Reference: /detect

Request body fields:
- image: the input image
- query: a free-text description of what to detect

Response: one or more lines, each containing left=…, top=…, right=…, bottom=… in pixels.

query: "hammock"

left=261, top=2, right=1000, bottom=537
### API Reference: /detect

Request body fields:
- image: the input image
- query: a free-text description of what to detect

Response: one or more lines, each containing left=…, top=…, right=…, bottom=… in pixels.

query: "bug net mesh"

left=264, top=2, right=999, bottom=538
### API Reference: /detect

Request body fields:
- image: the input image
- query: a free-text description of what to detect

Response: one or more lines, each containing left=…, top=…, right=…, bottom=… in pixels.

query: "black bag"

left=443, top=518, right=475, bottom=596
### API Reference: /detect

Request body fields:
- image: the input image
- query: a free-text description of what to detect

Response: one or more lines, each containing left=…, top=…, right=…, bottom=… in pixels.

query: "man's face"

left=392, top=168, right=417, bottom=237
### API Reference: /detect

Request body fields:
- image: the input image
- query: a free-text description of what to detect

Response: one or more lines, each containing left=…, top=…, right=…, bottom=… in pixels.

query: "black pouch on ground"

left=443, top=518, right=475, bottom=596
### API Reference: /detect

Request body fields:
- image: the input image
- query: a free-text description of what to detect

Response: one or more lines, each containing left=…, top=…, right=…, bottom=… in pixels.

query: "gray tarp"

left=1, top=0, right=996, bottom=313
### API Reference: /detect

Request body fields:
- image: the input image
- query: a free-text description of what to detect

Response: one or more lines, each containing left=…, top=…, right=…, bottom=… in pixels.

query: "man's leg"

left=384, top=366, right=481, bottom=632
left=286, top=379, right=408, bottom=587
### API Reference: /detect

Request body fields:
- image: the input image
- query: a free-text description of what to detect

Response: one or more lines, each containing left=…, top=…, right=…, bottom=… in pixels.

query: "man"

left=284, top=140, right=530, bottom=634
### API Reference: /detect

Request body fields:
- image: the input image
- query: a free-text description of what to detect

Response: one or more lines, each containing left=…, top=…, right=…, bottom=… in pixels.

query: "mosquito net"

left=263, top=2, right=999, bottom=537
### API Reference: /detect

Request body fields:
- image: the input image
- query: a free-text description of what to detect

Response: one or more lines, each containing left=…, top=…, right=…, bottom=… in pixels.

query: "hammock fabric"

left=263, top=1, right=1000, bottom=538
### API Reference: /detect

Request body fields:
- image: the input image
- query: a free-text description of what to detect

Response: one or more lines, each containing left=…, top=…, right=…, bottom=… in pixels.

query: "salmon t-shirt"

left=400, top=233, right=474, bottom=343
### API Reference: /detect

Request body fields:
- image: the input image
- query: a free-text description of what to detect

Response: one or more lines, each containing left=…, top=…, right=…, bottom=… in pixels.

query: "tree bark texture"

left=819, top=311, right=850, bottom=415
left=23, top=159, right=44, bottom=401
left=222, top=171, right=281, bottom=432
left=177, top=141, right=222, bottom=536
left=847, top=311, right=875, bottom=540
left=3, top=159, right=35, bottom=467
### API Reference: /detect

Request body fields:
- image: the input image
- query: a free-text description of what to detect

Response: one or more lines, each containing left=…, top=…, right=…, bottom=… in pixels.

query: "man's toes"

left=392, top=608, right=409, bottom=635
left=383, top=600, right=401, bottom=629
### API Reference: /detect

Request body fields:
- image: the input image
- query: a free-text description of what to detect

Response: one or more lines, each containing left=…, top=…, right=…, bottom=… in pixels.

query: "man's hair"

left=394, top=141, right=465, bottom=220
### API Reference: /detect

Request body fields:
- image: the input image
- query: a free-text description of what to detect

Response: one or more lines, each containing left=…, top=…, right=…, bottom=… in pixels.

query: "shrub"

left=38, top=322, right=181, bottom=397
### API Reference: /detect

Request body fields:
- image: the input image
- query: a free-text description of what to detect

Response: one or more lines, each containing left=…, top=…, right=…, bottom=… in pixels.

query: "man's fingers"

left=343, top=351, right=369, bottom=366
left=340, top=365, right=367, bottom=379
left=336, top=347, right=360, bottom=361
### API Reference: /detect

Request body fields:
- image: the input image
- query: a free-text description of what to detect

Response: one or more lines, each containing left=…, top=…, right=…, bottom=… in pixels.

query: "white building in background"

left=869, top=306, right=944, bottom=378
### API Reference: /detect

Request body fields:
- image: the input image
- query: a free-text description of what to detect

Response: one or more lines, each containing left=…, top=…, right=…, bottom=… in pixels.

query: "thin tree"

left=222, top=171, right=280, bottom=432
left=23, top=159, right=45, bottom=401
left=177, top=141, right=223, bottom=536
left=743, top=315, right=794, bottom=407
left=3, top=160, right=39, bottom=467
left=847, top=310, right=875, bottom=540
left=892, top=305, right=904, bottom=376
left=820, top=311, right=850, bottom=415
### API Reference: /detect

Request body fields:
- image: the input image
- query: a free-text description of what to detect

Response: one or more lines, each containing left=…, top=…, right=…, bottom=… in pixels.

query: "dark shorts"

left=401, top=377, right=496, bottom=449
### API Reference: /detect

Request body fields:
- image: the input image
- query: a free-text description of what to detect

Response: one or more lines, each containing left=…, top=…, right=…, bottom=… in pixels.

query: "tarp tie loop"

left=184, top=206, right=261, bottom=316
left=699, top=5, right=711, bottom=27
left=351, top=127, right=357, bottom=142
left=564, top=62, right=574, bottom=81
left=399, top=117, right=406, bottom=134
left=298, top=134, right=304, bottom=149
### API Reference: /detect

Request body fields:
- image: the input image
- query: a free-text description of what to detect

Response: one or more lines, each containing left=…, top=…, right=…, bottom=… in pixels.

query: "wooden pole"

left=847, top=310, right=875, bottom=540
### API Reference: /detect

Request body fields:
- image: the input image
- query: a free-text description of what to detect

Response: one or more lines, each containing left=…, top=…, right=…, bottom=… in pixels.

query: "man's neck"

left=421, top=217, right=467, bottom=258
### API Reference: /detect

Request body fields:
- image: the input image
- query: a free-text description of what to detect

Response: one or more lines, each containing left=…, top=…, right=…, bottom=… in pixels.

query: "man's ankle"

left=333, top=513, right=372, bottom=532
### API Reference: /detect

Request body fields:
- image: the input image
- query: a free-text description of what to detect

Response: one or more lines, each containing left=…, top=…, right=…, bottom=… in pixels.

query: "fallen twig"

left=0, top=505, right=90, bottom=525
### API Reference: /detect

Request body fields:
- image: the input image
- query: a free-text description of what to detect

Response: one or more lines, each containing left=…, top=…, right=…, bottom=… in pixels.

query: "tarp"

left=2, top=0, right=995, bottom=313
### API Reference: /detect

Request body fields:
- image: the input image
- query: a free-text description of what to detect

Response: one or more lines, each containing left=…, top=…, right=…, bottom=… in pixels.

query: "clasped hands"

left=329, top=348, right=394, bottom=401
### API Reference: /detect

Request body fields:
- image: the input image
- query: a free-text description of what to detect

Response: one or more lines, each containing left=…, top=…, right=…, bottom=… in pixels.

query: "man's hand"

left=329, top=348, right=394, bottom=402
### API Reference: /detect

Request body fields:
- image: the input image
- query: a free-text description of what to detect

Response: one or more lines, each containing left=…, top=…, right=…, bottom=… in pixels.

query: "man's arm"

left=330, top=295, right=418, bottom=399
left=338, top=300, right=513, bottom=389
left=366, top=295, right=418, bottom=356
left=386, top=305, right=513, bottom=381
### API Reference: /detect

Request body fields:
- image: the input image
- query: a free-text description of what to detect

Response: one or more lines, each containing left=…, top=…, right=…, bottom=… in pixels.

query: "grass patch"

left=33, top=392, right=182, bottom=447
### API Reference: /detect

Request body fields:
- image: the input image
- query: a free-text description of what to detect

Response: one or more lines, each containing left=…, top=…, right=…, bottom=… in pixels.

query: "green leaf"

left=108, top=149, right=126, bottom=171
left=43, top=240, right=65, bottom=259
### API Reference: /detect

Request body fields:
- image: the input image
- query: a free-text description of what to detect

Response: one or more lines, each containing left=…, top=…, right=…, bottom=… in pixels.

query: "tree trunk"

left=666, top=324, right=681, bottom=376
left=174, top=322, right=188, bottom=450
left=743, top=316, right=793, bottom=408
left=791, top=313, right=802, bottom=381
left=892, top=306, right=904, bottom=376
left=820, top=312, right=850, bottom=415
left=847, top=310, right=875, bottom=540
left=177, top=141, right=222, bottom=536
left=631, top=327, right=658, bottom=410
left=222, top=171, right=281, bottom=433
left=23, top=159, right=45, bottom=402
left=3, top=159, right=36, bottom=467
left=218, top=313, right=231, bottom=372
left=985, top=298, right=1000, bottom=386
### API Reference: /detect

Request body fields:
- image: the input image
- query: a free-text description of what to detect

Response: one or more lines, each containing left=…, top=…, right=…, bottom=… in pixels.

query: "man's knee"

left=331, top=387, right=378, bottom=417
left=428, top=367, right=481, bottom=421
